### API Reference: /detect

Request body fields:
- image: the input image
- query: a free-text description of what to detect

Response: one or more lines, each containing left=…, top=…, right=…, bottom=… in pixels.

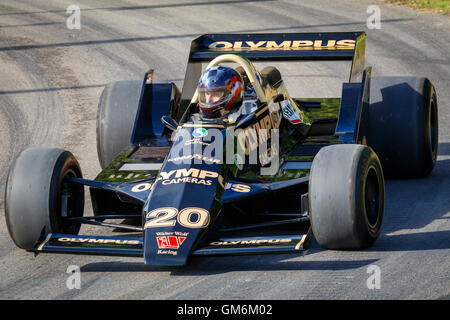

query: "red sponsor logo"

left=156, top=236, right=186, bottom=249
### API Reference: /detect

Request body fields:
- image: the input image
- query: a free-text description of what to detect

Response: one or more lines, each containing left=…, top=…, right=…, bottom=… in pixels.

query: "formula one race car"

left=5, top=32, right=438, bottom=266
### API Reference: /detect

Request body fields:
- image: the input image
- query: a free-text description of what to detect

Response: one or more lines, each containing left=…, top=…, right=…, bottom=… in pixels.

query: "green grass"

left=381, top=0, right=450, bottom=15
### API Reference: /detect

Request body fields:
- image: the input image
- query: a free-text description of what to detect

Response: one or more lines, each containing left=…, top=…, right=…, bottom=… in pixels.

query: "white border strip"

left=119, top=163, right=163, bottom=171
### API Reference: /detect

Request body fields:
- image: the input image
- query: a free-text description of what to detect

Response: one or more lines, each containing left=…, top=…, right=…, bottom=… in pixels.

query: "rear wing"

left=181, top=32, right=366, bottom=101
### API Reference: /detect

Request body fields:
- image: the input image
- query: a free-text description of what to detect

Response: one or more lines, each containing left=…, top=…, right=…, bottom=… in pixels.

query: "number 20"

left=144, top=207, right=210, bottom=229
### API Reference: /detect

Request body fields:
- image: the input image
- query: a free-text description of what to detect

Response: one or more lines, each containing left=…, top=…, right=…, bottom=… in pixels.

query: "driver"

left=197, top=66, right=244, bottom=119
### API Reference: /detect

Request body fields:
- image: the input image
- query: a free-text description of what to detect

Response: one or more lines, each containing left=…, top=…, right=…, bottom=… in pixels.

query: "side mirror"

left=161, top=115, right=178, bottom=131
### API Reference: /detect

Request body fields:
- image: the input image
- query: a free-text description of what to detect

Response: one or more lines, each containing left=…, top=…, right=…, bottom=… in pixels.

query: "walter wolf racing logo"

left=156, top=235, right=186, bottom=249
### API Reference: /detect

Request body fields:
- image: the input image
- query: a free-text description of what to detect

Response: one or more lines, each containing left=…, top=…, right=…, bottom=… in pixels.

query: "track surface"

left=0, top=0, right=449, bottom=300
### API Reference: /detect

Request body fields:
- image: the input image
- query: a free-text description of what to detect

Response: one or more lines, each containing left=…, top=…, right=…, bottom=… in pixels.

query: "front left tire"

left=5, top=148, right=84, bottom=250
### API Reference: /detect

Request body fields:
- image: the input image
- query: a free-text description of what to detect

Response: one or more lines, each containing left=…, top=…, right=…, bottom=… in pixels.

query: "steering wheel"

left=190, top=54, right=268, bottom=104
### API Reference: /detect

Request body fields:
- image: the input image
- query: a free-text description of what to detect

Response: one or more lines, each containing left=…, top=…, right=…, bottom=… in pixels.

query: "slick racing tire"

left=369, top=77, right=438, bottom=178
left=5, top=148, right=84, bottom=250
left=309, top=144, right=385, bottom=249
left=97, top=80, right=142, bottom=169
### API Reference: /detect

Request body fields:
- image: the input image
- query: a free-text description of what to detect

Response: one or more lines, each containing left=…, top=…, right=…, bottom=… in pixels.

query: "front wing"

left=33, top=232, right=311, bottom=258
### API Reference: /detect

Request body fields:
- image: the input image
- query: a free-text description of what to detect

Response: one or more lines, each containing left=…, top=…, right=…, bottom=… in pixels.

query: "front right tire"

left=309, top=144, right=385, bottom=250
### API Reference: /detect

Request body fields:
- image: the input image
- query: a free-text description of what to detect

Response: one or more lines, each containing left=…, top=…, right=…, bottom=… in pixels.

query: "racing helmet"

left=197, top=66, right=244, bottom=119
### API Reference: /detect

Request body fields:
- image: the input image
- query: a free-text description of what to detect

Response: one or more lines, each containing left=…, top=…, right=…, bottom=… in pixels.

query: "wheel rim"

left=364, top=166, right=381, bottom=229
left=58, top=168, right=84, bottom=233
left=429, top=99, right=438, bottom=160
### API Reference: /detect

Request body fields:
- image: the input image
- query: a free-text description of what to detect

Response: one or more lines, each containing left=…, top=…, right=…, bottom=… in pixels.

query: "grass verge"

left=380, top=0, right=450, bottom=15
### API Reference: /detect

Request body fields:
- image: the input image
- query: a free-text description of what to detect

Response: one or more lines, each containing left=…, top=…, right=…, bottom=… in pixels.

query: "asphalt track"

left=0, top=0, right=449, bottom=300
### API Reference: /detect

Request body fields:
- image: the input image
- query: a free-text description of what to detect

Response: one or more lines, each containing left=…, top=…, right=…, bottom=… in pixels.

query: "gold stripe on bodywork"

left=255, top=106, right=269, bottom=118
left=295, top=234, right=307, bottom=250
left=37, top=233, right=52, bottom=251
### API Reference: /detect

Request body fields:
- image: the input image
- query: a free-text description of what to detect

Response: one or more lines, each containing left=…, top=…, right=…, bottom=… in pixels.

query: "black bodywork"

left=34, top=32, right=372, bottom=266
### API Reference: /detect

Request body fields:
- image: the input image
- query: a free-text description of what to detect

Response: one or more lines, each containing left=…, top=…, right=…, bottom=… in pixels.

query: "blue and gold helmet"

left=197, top=66, right=244, bottom=118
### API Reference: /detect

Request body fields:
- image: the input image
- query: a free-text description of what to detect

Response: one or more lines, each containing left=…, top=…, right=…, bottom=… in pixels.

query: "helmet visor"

left=198, top=87, right=230, bottom=109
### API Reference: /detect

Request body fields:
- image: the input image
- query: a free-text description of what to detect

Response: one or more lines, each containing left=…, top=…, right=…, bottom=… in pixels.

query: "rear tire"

left=5, top=148, right=84, bottom=250
left=309, top=144, right=385, bottom=249
left=97, top=80, right=142, bottom=169
left=369, top=77, right=438, bottom=178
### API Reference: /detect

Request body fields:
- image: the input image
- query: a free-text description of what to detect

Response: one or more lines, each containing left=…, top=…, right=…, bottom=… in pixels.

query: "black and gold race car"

left=5, top=32, right=438, bottom=266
